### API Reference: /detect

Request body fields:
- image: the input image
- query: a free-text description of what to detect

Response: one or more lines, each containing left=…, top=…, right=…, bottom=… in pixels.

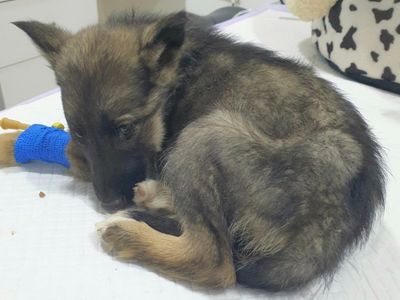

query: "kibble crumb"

left=39, top=191, right=46, bottom=198
left=11, top=231, right=16, bottom=235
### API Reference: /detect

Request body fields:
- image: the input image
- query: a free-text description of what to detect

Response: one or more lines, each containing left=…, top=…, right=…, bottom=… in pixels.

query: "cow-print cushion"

left=312, top=0, right=400, bottom=94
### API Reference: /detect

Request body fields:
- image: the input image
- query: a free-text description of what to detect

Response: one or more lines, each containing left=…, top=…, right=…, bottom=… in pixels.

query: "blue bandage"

left=14, top=124, right=71, bottom=168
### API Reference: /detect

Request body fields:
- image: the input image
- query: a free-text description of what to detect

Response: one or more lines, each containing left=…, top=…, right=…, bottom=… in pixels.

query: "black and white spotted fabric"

left=312, top=0, right=400, bottom=94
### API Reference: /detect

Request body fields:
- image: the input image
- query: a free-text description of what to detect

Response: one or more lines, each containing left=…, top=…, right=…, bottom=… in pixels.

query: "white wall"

left=0, top=0, right=98, bottom=108
left=0, top=57, right=57, bottom=108
left=0, top=83, right=4, bottom=110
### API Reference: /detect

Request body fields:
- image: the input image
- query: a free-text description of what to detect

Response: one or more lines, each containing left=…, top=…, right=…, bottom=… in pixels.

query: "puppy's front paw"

left=133, top=180, right=174, bottom=213
left=133, top=180, right=158, bottom=207
left=0, top=132, right=21, bottom=166
left=96, top=214, right=140, bottom=259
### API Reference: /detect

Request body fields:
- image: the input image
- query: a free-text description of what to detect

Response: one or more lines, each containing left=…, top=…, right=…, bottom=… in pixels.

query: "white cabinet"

left=0, top=0, right=98, bottom=108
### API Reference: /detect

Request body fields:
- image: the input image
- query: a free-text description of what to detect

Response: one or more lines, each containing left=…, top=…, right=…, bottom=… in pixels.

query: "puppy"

left=11, top=11, right=385, bottom=291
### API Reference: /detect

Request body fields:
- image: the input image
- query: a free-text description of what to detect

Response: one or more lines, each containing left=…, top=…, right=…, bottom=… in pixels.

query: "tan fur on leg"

left=0, top=132, right=21, bottom=166
left=96, top=216, right=236, bottom=288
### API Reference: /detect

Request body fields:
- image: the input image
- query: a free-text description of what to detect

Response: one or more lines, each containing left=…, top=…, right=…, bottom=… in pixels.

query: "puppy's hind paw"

left=96, top=214, right=141, bottom=259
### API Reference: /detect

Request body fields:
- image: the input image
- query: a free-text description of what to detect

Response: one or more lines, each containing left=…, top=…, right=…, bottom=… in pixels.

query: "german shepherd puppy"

left=10, top=11, right=385, bottom=291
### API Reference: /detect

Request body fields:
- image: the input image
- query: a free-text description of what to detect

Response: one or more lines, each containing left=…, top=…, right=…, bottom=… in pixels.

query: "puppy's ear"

left=12, top=21, right=71, bottom=66
left=141, top=11, right=187, bottom=68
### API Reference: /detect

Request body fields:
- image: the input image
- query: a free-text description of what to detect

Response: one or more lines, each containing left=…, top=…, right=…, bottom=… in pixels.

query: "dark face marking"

left=345, top=63, right=367, bottom=76
left=340, top=26, right=357, bottom=50
left=368, top=0, right=382, bottom=2
left=50, top=10, right=188, bottom=212
left=382, top=67, right=396, bottom=82
left=312, top=29, right=322, bottom=37
left=328, top=0, right=343, bottom=33
left=54, top=29, right=167, bottom=211
left=64, top=94, right=152, bottom=212
left=372, top=8, right=394, bottom=23
left=89, top=147, right=147, bottom=211
left=349, top=4, right=357, bottom=11
left=380, top=29, right=394, bottom=51
left=394, top=0, right=400, bottom=3
left=370, top=51, right=379, bottom=62
left=396, top=24, right=400, bottom=34
left=327, top=42, right=334, bottom=58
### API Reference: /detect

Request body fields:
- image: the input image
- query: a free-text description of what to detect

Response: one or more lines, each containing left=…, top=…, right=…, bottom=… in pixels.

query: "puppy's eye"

left=116, top=124, right=133, bottom=139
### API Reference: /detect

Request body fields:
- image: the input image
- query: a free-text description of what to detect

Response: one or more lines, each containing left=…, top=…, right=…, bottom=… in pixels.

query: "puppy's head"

left=14, top=12, right=187, bottom=211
